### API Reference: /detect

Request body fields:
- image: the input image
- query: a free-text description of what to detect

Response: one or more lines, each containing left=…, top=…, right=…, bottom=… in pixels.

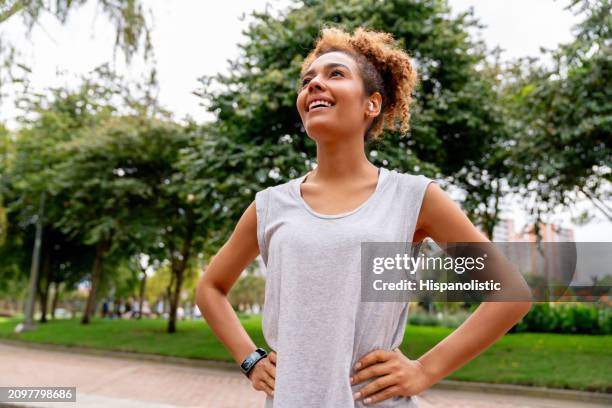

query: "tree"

left=3, top=65, right=128, bottom=324
left=123, top=118, right=197, bottom=333
left=195, top=0, right=513, bottom=237
left=503, top=0, right=611, bottom=230
left=35, top=226, right=94, bottom=322
left=3, top=70, right=121, bottom=324
left=451, top=50, right=515, bottom=239
left=47, top=110, right=209, bottom=332
left=0, top=36, right=31, bottom=104
left=1, top=0, right=153, bottom=115
left=228, top=273, right=265, bottom=313
left=49, top=115, right=162, bottom=323
left=0, top=0, right=153, bottom=64
left=0, top=123, right=12, bottom=245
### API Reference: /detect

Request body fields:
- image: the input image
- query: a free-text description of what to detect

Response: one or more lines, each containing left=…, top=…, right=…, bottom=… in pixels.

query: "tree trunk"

left=22, top=193, right=45, bottom=329
left=81, top=240, right=109, bottom=324
left=138, top=272, right=147, bottom=319
left=38, top=279, right=51, bottom=323
left=167, top=214, right=195, bottom=334
left=167, top=266, right=183, bottom=334
left=50, top=281, right=61, bottom=319
left=38, top=242, right=52, bottom=323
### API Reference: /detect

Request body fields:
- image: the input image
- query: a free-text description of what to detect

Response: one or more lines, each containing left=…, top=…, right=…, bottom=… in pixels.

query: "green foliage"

left=0, top=0, right=153, bottom=63
left=502, top=0, right=611, bottom=226
left=0, top=70, right=124, bottom=299
left=188, top=0, right=525, bottom=245
left=0, top=35, right=31, bottom=103
left=49, top=115, right=165, bottom=246
left=175, top=124, right=306, bottom=250
left=144, top=265, right=171, bottom=305
left=512, top=303, right=611, bottom=334
left=1, top=1, right=609, bottom=337
left=0, top=123, right=11, bottom=245
left=143, top=263, right=200, bottom=305
left=228, top=274, right=265, bottom=312
left=1, top=64, right=196, bottom=326
left=409, top=302, right=611, bottom=335
left=408, top=310, right=468, bottom=328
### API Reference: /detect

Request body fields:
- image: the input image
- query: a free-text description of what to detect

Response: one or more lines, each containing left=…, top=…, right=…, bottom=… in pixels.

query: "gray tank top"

left=255, top=166, right=435, bottom=407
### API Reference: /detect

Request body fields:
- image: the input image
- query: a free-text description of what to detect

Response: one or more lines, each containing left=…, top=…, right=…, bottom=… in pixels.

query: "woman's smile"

left=306, top=96, right=336, bottom=112
left=308, top=104, right=335, bottom=114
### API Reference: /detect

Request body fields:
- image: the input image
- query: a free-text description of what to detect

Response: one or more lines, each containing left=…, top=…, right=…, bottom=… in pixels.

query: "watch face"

left=242, top=352, right=258, bottom=370
left=241, top=349, right=266, bottom=373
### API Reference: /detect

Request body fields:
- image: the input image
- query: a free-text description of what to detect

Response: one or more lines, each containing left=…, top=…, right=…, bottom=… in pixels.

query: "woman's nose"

left=308, top=75, right=325, bottom=91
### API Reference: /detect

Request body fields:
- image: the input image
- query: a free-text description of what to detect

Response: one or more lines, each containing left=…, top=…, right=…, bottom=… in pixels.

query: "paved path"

left=0, top=343, right=607, bottom=408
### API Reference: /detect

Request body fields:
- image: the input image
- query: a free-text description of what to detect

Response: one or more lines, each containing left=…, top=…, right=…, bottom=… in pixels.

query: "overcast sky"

left=0, top=0, right=609, bottom=241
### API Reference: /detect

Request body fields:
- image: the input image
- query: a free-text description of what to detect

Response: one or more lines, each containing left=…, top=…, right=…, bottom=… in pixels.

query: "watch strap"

left=240, top=347, right=268, bottom=377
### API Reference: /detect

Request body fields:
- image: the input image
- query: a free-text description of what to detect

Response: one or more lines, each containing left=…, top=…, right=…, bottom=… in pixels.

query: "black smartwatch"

left=240, top=347, right=268, bottom=378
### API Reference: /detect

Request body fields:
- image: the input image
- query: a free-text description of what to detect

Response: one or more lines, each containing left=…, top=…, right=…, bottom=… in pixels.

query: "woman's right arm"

left=195, top=200, right=276, bottom=395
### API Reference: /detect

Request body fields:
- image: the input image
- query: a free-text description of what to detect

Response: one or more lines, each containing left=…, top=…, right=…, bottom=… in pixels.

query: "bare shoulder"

left=200, top=200, right=259, bottom=293
left=226, top=200, right=258, bottom=253
left=416, top=181, right=447, bottom=229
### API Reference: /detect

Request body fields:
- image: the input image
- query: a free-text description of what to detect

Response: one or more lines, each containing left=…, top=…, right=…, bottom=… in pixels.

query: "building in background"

left=491, top=218, right=575, bottom=243
left=490, top=219, right=576, bottom=287
left=516, top=222, right=575, bottom=243
left=492, top=218, right=518, bottom=242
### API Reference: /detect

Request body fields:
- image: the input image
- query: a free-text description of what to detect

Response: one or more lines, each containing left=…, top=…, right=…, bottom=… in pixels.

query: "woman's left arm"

left=411, top=182, right=532, bottom=386
left=351, top=182, right=532, bottom=404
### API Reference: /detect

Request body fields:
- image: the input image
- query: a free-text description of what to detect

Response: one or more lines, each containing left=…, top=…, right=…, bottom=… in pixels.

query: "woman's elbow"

left=195, top=273, right=212, bottom=313
left=514, top=300, right=533, bottom=322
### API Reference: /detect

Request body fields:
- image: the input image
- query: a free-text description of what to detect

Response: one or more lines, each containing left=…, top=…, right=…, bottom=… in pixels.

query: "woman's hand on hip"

left=350, top=348, right=432, bottom=404
left=248, top=351, right=276, bottom=397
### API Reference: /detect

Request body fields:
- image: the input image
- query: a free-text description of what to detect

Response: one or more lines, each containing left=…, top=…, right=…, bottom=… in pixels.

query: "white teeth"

left=308, top=100, right=333, bottom=111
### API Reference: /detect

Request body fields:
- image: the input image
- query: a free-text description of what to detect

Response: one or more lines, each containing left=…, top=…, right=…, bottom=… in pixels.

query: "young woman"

left=196, top=27, right=532, bottom=407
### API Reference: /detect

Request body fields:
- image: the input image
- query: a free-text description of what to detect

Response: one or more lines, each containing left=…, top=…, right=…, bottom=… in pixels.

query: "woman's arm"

left=351, top=183, right=532, bottom=404
left=195, top=200, right=261, bottom=365
left=196, top=200, right=277, bottom=397
left=414, top=182, right=532, bottom=385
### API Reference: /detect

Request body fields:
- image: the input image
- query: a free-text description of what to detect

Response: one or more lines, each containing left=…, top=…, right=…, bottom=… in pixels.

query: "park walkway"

left=0, top=342, right=607, bottom=408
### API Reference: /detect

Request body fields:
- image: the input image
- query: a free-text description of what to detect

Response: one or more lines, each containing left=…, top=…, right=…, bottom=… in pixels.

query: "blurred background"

left=0, top=0, right=610, bottom=407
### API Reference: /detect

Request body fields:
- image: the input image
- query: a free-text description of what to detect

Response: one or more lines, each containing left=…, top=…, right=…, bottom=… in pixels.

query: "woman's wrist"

left=240, top=347, right=268, bottom=377
left=416, top=356, right=441, bottom=389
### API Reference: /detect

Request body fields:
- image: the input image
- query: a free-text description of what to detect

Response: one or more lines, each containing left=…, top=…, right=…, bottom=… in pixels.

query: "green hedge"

left=408, top=311, right=467, bottom=328
left=511, top=303, right=611, bottom=334
left=408, top=303, right=611, bottom=335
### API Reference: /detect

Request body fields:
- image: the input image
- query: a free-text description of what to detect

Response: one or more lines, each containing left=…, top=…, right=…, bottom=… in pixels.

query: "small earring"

left=369, top=102, right=374, bottom=111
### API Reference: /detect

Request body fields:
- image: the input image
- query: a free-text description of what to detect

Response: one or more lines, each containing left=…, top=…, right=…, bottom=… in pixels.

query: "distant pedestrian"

left=101, top=299, right=109, bottom=318
left=114, top=299, right=123, bottom=319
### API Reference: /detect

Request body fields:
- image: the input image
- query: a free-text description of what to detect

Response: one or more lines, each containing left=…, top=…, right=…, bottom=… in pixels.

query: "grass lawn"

left=0, top=316, right=610, bottom=392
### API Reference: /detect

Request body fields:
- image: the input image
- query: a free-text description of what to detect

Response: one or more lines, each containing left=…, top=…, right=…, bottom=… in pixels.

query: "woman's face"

left=296, top=51, right=372, bottom=142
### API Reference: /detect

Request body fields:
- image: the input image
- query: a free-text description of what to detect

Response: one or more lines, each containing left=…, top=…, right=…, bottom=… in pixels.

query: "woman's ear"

left=367, top=92, right=382, bottom=116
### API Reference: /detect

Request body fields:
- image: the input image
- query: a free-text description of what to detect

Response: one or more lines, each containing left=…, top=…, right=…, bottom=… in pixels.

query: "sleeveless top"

left=254, top=166, right=435, bottom=407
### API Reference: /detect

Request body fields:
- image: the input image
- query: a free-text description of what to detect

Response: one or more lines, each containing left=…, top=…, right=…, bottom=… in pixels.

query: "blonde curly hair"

left=300, top=26, right=418, bottom=142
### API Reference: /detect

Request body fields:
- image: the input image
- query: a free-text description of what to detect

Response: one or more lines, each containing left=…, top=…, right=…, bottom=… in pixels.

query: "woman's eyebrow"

left=300, top=62, right=350, bottom=80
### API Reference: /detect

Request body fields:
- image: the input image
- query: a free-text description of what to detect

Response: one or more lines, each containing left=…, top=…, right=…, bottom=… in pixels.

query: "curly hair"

left=300, top=26, right=418, bottom=142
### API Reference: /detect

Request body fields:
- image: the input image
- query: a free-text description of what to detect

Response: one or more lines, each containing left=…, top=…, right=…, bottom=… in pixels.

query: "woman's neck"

left=305, top=130, right=377, bottom=182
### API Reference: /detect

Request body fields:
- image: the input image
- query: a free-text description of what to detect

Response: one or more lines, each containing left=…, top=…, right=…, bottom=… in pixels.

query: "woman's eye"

left=301, top=70, right=343, bottom=87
